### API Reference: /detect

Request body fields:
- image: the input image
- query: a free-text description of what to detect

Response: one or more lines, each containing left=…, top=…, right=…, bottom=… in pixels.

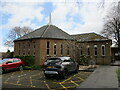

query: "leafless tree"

left=5, top=26, right=33, bottom=48
left=101, top=2, right=120, bottom=49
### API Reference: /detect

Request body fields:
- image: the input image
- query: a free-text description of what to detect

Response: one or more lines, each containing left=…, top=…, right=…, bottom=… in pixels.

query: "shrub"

left=6, top=50, right=14, bottom=58
left=14, top=56, right=35, bottom=66
left=24, top=65, right=42, bottom=70
left=79, top=54, right=89, bottom=65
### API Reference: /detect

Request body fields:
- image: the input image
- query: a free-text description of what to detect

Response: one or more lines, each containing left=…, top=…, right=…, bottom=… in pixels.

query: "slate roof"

left=71, top=33, right=111, bottom=42
left=14, top=25, right=74, bottom=41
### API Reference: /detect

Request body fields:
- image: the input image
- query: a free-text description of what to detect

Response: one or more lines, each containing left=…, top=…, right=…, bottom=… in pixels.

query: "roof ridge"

left=41, top=25, right=51, bottom=38
left=53, top=25, right=74, bottom=39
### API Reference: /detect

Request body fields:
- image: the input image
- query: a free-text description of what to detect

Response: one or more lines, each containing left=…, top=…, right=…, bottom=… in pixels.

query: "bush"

left=6, top=50, right=14, bottom=58
left=14, top=56, right=35, bottom=66
left=79, top=54, right=89, bottom=65
left=24, top=65, right=42, bottom=70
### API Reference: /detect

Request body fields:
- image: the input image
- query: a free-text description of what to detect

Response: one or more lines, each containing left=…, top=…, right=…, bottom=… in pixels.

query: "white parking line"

left=18, top=74, right=27, bottom=77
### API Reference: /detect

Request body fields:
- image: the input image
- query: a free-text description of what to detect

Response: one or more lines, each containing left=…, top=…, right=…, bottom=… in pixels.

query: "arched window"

left=54, top=43, right=57, bottom=56
left=94, top=45, right=97, bottom=56
left=87, top=45, right=90, bottom=55
left=101, top=45, right=105, bottom=56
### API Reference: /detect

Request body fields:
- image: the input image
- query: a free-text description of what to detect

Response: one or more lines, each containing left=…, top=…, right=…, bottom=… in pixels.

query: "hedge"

left=14, top=56, right=35, bottom=66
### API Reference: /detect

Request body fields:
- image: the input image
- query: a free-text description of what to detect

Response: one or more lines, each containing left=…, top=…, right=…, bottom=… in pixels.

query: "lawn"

left=116, top=69, right=120, bottom=81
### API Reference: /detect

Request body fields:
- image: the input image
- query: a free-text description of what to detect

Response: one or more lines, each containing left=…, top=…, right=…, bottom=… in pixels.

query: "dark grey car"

left=43, top=57, right=79, bottom=79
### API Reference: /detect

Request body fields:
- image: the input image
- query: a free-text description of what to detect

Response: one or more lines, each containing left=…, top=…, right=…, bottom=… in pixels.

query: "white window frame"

left=94, top=45, right=97, bottom=56
left=53, top=43, right=57, bottom=56
left=101, top=45, right=105, bottom=56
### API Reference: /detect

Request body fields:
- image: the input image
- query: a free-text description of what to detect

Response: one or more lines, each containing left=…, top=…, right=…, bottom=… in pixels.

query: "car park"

left=0, top=58, right=25, bottom=73
left=43, top=57, right=79, bottom=78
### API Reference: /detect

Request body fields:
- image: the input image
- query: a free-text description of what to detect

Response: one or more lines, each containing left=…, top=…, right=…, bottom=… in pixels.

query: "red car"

left=0, top=58, right=25, bottom=73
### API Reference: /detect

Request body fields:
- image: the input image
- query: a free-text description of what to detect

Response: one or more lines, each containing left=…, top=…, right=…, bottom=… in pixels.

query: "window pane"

left=47, top=42, right=50, bottom=48
left=67, top=45, right=69, bottom=55
left=54, top=44, right=56, bottom=55
left=47, top=42, right=50, bottom=55
left=102, top=45, right=105, bottom=56
left=80, top=47, right=83, bottom=55
left=87, top=47, right=90, bottom=55
left=94, top=45, right=97, bottom=56
left=61, top=44, right=63, bottom=55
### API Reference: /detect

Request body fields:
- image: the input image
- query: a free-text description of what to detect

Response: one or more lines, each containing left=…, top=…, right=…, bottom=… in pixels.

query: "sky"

left=0, top=0, right=119, bottom=52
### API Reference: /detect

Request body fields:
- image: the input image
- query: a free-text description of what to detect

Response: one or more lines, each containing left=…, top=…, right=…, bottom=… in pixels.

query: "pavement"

left=77, top=65, right=119, bottom=89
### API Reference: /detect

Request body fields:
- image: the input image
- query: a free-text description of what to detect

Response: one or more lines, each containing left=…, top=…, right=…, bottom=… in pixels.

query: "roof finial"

left=48, top=13, right=52, bottom=25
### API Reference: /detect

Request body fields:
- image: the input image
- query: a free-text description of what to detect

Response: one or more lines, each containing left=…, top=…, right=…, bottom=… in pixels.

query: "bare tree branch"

left=5, top=26, right=33, bottom=48
left=101, top=1, right=120, bottom=49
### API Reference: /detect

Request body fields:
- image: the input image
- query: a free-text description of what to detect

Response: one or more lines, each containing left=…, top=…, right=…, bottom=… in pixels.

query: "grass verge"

left=116, top=69, right=120, bottom=81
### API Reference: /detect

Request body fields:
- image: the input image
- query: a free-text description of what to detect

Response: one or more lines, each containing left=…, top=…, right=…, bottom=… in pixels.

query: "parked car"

left=0, top=58, right=25, bottom=73
left=43, top=57, right=79, bottom=79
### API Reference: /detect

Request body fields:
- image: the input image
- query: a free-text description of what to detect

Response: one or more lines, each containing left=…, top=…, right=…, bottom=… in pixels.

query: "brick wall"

left=14, top=38, right=76, bottom=65
left=76, top=40, right=112, bottom=65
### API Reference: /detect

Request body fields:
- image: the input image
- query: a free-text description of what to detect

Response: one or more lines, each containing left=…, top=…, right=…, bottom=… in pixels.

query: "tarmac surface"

left=77, top=66, right=119, bottom=89
left=1, top=69, right=91, bottom=89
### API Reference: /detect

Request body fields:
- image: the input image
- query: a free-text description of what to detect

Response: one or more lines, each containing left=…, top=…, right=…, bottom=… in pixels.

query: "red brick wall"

left=14, top=39, right=75, bottom=65
left=14, top=39, right=112, bottom=65
left=77, top=40, right=112, bottom=65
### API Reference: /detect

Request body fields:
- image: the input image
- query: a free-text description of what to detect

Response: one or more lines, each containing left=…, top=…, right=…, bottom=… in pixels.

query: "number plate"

left=47, top=66, right=55, bottom=68
left=45, top=71, right=58, bottom=74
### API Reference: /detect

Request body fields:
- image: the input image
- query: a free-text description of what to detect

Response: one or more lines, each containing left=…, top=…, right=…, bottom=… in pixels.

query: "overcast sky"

left=0, top=0, right=119, bottom=52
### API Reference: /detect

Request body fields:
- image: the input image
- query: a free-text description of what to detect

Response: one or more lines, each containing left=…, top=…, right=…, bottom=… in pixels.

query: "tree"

left=6, top=49, right=14, bottom=58
left=5, top=26, right=33, bottom=48
left=101, top=2, right=120, bottom=48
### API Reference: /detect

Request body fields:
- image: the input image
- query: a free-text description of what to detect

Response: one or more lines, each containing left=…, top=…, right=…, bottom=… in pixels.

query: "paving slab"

left=77, top=66, right=119, bottom=88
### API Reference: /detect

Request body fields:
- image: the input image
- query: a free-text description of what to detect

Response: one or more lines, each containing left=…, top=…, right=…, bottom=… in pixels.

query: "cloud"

left=47, top=1, right=114, bottom=34
left=0, top=2, right=45, bottom=52
left=0, top=1, right=117, bottom=52
left=0, top=2, right=44, bottom=29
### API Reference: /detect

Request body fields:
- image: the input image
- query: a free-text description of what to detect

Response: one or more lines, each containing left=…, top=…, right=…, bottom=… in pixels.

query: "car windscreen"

left=0, top=59, right=9, bottom=64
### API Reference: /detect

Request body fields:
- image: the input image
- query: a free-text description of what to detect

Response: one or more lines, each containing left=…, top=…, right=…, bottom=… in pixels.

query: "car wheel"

left=44, top=74, right=50, bottom=79
left=61, top=69, right=68, bottom=79
left=18, top=66, right=23, bottom=71
left=75, top=66, right=79, bottom=73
